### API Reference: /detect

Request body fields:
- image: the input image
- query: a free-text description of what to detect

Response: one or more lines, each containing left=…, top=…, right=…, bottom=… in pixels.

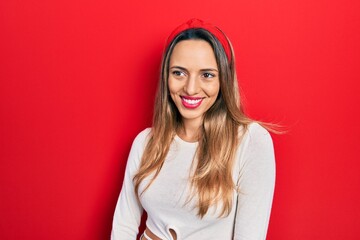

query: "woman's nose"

left=184, top=75, right=199, bottom=95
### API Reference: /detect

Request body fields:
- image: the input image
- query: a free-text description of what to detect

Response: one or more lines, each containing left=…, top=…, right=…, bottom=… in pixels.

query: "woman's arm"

left=111, top=129, right=150, bottom=240
left=233, top=123, right=276, bottom=240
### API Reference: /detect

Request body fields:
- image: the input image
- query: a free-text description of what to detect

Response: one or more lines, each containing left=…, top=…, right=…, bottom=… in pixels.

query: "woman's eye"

left=203, top=72, right=215, bottom=78
left=172, top=71, right=185, bottom=77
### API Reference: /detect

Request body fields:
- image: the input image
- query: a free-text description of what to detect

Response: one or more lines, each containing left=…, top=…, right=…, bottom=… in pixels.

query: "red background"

left=1, top=0, right=359, bottom=239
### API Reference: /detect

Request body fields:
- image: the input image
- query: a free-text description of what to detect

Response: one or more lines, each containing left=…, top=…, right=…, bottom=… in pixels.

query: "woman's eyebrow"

left=200, top=68, right=218, bottom=72
left=169, top=66, right=187, bottom=71
left=170, top=66, right=218, bottom=72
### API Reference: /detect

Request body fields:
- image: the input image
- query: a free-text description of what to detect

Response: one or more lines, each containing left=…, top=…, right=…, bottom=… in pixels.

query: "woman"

left=111, top=18, right=276, bottom=240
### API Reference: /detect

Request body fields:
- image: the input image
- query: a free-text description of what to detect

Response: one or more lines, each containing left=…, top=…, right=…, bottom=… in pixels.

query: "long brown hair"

left=134, top=28, right=253, bottom=218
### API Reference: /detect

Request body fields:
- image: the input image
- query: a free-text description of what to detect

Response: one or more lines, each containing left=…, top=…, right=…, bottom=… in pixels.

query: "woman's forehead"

left=169, top=40, right=218, bottom=70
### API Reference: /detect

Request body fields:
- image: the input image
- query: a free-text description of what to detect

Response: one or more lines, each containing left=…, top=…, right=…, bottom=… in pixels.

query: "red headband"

left=166, top=18, right=232, bottom=62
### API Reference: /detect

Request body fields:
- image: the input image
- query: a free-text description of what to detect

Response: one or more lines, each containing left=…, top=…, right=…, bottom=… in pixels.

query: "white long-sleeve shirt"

left=111, top=122, right=276, bottom=240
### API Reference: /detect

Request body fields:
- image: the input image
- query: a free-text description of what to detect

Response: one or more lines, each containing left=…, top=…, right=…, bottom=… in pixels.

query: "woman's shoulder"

left=240, top=122, right=273, bottom=148
left=126, top=128, right=152, bottom=167
left=248, top=122, right=271, bottom=137
left=132, top=128, right=152, bottom=147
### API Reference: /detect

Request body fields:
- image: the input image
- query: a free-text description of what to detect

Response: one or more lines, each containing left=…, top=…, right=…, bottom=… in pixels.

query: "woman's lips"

left=181, top=96, right=203, bottom=109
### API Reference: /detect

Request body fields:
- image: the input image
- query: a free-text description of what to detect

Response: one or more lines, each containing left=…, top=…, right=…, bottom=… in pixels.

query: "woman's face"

left=168, top=39, right=220, bottom=126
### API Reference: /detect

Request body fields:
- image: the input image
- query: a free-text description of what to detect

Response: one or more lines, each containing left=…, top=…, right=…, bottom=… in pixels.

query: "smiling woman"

left=168, top=40, right=220, bottom=141
left=111, top=19, right=276, bottom=240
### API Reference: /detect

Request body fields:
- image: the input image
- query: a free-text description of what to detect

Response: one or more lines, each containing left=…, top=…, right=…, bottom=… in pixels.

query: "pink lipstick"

left=181, top=96, right=203, bottom=109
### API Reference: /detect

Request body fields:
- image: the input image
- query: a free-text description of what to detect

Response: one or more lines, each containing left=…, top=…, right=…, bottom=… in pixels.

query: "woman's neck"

left=178, top=118, right=202, bottom=142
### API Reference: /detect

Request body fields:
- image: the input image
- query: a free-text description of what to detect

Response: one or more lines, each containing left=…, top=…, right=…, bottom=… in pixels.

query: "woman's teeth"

left=182, top=98, right=201, bottom=104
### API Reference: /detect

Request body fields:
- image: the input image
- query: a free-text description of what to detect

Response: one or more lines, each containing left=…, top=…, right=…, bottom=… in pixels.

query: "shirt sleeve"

left=233, top=123, right=276, bottom=240
left=111, top=129, right=150, bottom=240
